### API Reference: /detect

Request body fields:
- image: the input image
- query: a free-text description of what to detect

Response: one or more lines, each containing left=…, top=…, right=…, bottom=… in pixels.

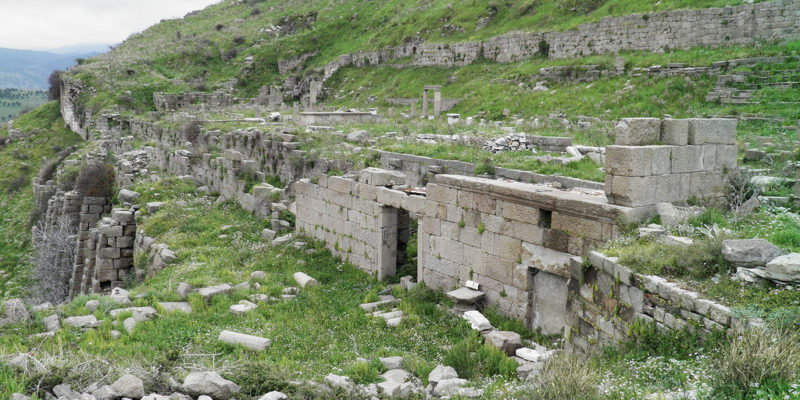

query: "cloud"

left=0, top=0, right=220, bottom=50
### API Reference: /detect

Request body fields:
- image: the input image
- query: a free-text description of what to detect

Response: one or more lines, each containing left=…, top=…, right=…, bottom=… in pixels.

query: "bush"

left=37, top=159, right=59, bottom=182
left=526, top=352, right=600, bottom=400
left=5, top=174, right=27, bottom=193
left=75, top=162, right=115, bottom=200
left=182, top=120, right=202, bottom=143
left=712, top=326, right=800, bottom=396
left=58, top=165, right=80, bottom=191
left=442, top=331, right=517, bottom=380
left=32, top=217, right=76, bottom=303
left=48, top=70, right=63, bottom=101
left=538, top=40, right=550, bottom=58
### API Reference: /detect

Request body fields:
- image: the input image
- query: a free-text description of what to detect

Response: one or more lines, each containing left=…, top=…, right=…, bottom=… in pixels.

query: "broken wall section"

left=565, top=251, right=763, bottom=355
left=294, top=170, right=426, bottom=280
left=605, top=118, right=738, bottom=207
left=419, top=174, right=648, bottom=332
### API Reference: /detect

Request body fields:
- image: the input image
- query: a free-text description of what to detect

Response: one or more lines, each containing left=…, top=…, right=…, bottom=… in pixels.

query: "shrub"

left=48, top=70, right=63, bottom=101
left=233, top=35, right=245, bottom=45
left=538, top=40, right=550, bottom=58
left=58, top=165, right=80, bottom=191
left=75, top=162, right=115, bottom=200
left=32, top=217, right=76, bottom=303
left=5, top=174, right=27, bottom=193
left=527, top=352, right=600, bottom=399
left=182, top=120, right=202, bottom=143
left=713, top=326, right=800, bottom=396
left=37, top=158, right=59, bottom=182
left=442, top=331, right=517, bottom=380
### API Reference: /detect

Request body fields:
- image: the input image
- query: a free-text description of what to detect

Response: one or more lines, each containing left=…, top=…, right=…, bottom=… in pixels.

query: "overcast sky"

left=0, top=0, right=220, bottom=51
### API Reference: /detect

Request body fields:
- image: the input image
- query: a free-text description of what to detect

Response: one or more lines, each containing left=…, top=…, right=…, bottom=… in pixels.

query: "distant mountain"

left=0, top=47, right=103, bottom=90
left=45, top=43, right=111, bottom=55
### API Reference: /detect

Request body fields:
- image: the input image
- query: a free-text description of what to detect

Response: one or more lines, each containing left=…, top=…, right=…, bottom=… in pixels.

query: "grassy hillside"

left=0, top=102, right=83, bottom=302
left=68, top=0, right=773, bottom=112
left=0, top=89, right=47, bottom=122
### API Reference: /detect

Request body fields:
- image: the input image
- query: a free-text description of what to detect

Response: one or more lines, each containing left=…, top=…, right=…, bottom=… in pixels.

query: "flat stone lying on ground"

left=158, top=302, right=193, bottom=313
left=198, top=283, right=233, bottom=301
left=484, top=330, right=522, bottom=356
left=359, top=296, right=397, bottom=311
left=86, top=300, right=101, bottom=313
left=462, top=310, right=492, bottom=331
left=765, top=253, right=800, bottom=282
left=324, top=373, right=353, bottom=389
left=110, top=374, right=145, bottom=399
left=64, top=315, right=99, bottom=329
left=722, top=239, right=785, bottom=268
left=182, top=372, right=241, bottom=400
left=258, top=392, right=288, bottom=400
left=110, top=306, right=158, bottom=321
left=176, top=282, right=193, bottom=298
left=230, top=300, right=258, bottom=315
left=293, top=272, right=318, bottom=287
left=110, top=287, right=131, bottom=304
left=218, top=330, right=272, bottom=351
left=446, top=287, right=484, bottom=304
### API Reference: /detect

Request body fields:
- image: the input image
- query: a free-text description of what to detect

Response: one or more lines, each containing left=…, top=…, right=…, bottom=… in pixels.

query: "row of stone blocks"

left=565, top=251, right=766, bottom=355
left=606, top=118, right=738, bottom=207
left=72, top=206, right=137, bottom=296
left=68, top=196, right=110, bottom=297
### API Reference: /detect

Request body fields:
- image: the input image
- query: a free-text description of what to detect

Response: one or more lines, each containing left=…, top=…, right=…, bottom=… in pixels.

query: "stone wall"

left=317, top=0, right=800, bottom=83
left=419, top=175, right=649, bottom=334
left=295, top=170, right=426, bottom=280
left=153, top=91, right=233, bottom=112
left=69, top=197, right=114, bottom=296
left=605, top=118, right=738, bottom=207
left=377, top=150, right=604, bottom=190
left=565, top=251, right=762, bottom=354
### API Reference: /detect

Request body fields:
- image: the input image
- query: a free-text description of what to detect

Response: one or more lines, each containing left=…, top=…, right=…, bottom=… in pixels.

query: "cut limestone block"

left=218, top=330, right=272, bottom=351
left=446, top=287, right=484, bottom=305
left=293, top=272, right=318, bottom=288
left=688, top=118, right=737, bottom=145
left=483, top=330, right=522, bottom=356
left=615, top=118, right=661, bottom=146
left=230, top=300, right=258, bottom=315
left=198, top=284, right=233, bottom=301
left=63, top=315, right=99, bottom=329
left=660, top=118, right=689, bottom=145
left=158, top=302, right=193, bottom=313
left=109, top=307, right=158, bottom=322
left=462, top=310, right=492, bottom=331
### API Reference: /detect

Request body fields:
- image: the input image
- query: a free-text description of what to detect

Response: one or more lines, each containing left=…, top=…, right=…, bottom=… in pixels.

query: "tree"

left=48, top=70, right=63, bottom=101
left=32, top=217, right=77, bottom=304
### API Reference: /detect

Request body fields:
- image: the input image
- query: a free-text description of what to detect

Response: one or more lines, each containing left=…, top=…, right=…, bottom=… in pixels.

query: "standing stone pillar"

left=410, top=103, right=417, bottom=117
left=433, top=89, right=442, bottom=117
left=377, top=206, right=398, bottom=281
left=422, top=90, right=429, bottom=117
left=309, top=81, right=321, bottom=111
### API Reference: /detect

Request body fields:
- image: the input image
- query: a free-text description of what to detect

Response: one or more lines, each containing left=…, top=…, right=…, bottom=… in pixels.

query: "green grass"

left=0, top=178, right=488, bottom=398
left=0, top=89, right=47, bottom=123
left=380, top=140, right=606, bottom=182
left=0, top=102, right=83, bottom=301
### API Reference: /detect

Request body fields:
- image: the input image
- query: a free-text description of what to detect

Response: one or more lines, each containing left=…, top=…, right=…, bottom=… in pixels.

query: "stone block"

left=101, top=225, right=123, bottom=237
left=551, top=213, right=603, bottom=241
left=605, top=146, right=652, bottom=177
left=670, top=146, right=704, bottom=173
left=661, top=119, right=689, bottom=145
left=715, top=145, right=738, bottom=171
left=112, top=209, right=133, bottom=223
left=688, top=118, right=737, bottom=145
left=651, top=146, right=672, bottom=175
left=702, top=144, right=717, bottom=171
left=608, top=175, right=654, bottom=207
left=501, top=202, right=540, bottom=225
left=615, top=118, right=661, bottom=146
left=99, top=247, right=121, bottom=259
left=218, top=330, right=272, bottom=351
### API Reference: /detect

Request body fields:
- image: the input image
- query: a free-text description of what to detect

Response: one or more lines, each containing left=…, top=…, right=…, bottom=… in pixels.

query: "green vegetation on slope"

left=0, top=102, right=83, bottom=301
left=69, top=0, right=776, bottom=111
left=0, top=89, right=47, bottom=122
